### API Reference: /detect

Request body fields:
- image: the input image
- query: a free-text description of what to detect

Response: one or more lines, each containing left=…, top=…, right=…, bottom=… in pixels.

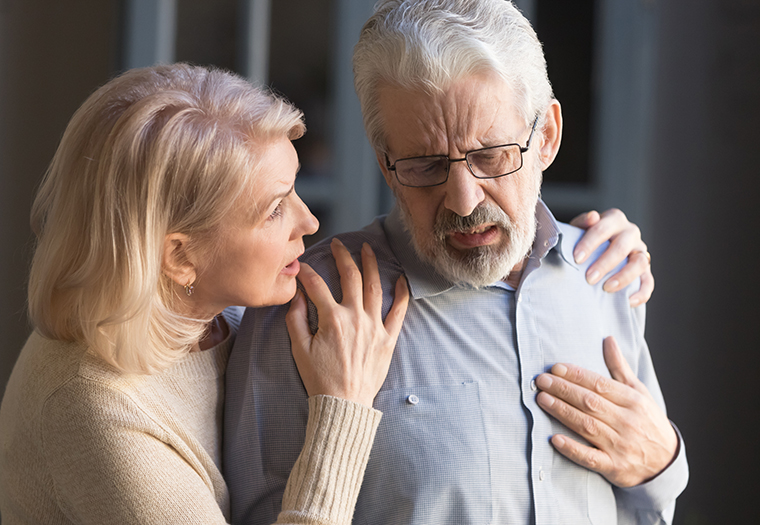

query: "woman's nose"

left=295, top=194, right=319, bottom=237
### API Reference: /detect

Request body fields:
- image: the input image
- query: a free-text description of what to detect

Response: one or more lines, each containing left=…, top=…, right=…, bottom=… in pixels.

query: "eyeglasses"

left=385, top=116, right=540, bottom=188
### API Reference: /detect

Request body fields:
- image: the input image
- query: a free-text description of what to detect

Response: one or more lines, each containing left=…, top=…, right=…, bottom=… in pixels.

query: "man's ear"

left=538, top=99, right=563, bottom=171
left=162, top=233, right=196, bottom=288
left=376, top=151, right=395, bottom=188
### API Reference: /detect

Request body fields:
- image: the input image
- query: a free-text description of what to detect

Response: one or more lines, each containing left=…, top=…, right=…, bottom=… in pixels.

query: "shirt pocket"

left=354, top=381, right=492, bottom=525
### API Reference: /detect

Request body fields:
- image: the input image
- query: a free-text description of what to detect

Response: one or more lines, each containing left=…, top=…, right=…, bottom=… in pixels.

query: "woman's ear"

left=162, top=233, right=196, bottom=289
left=538, top=99, right=563, bottom=171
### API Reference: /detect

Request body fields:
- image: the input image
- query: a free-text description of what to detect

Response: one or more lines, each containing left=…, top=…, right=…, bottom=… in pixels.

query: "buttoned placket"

left=514, top=245, right=559, bottom=524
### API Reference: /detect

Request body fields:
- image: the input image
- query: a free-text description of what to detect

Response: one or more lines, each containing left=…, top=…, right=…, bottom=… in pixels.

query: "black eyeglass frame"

left=385, top=116, right=540, bottom=188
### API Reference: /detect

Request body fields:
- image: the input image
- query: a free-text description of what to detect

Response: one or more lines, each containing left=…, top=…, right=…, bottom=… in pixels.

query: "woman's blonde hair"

left=28, top=63, right=305, bottom=373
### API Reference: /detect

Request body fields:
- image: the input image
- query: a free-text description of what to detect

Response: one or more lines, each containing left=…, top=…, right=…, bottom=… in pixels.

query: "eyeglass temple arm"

left=384, top=154, right=396, bottom=171
left=521, top=116, right=540, bottom=152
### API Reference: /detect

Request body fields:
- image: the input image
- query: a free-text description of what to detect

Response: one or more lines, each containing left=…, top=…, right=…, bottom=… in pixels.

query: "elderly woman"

left=0, top=63, right=651, bottom=524
left=0, top=63, right=409, bottom=524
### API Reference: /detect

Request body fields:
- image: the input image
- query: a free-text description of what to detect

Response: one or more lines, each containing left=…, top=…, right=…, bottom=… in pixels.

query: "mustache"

left=433, top=204, right=512, bottom=240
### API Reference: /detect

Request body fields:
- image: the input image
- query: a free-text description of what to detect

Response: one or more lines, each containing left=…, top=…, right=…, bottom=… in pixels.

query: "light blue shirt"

left=224, top=201, right=688, bottom=525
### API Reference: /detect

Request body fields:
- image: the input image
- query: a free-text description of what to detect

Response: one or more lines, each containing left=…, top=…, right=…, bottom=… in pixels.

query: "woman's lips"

left=281, top=258, right=301, bottom=276
left=447, top=224, right=500, bottom=249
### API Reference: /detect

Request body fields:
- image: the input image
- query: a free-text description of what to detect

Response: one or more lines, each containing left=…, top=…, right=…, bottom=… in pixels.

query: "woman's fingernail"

left=587, top=270, right=600, bottom=284
left=575, top=250, right=586, bottom=264
left=604, top=279, right=619, bottom=292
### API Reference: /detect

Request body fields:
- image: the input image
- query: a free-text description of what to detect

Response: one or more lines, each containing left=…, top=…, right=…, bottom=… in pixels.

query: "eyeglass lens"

left=467, top=145, right=523, bottom=178
left=395, top=144, right=523, bottom=187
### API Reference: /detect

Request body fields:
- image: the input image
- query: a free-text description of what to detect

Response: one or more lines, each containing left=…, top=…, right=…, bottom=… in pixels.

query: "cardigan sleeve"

left=275, top=395, right=382, bottom=525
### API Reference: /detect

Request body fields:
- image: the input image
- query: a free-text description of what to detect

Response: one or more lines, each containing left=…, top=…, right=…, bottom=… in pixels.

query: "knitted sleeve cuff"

left=275, top=395, right=382, bottom=525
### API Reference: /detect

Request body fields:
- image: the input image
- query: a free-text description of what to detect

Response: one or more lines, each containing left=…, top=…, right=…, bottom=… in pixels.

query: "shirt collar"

left=383, top=200, right=578, bottom=299
left=535, top=200, right=579, bottom=269
left=531, top=199, right=577, bottom=267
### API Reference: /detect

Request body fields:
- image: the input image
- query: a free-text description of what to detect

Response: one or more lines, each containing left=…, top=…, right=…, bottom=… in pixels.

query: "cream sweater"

left=0, top=310, right=381, bottom=524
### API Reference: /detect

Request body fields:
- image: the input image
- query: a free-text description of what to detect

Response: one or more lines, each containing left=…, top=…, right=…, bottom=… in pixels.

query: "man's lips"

left=447, top=224, right=500, bottom=249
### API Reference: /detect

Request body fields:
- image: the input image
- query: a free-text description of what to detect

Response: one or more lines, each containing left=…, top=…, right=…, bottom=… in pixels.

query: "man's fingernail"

left=553, top=435, right=566, bottom=447
left=536, top=374, right=552, bottom=389
left=362, top=242, right=374, bottom=255
left=587, top=270, right=600, bottom=284
left=575, top=251, right=586, bottom=264
left=332, top=237, right=344, bottom=247
left=553, top=364, right=568, bottom=377
left=538, top=392, right=554, bottom=407
left=604, top=279, right=619, bottom=292
left=630, top=297, right=641, bottom=308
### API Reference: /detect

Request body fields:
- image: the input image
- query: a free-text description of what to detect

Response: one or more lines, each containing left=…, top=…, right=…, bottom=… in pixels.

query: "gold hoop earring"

left=184, top=280, right=195, bottom=296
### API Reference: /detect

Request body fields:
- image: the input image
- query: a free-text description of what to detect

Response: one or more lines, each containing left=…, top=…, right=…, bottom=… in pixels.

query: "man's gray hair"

left=353, top=0, right=553, bottom=153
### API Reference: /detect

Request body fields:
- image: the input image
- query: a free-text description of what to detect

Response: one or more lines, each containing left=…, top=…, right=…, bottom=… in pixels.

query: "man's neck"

left=504, top=257, right=529, bottom=289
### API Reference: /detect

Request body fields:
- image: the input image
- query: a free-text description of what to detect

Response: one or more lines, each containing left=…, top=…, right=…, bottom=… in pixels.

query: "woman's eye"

left=269, top=202, right=283, bottom=220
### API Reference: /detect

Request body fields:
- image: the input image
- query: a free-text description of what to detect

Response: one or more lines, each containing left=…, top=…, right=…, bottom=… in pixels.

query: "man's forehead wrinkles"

left=442, top=94, right=468, bottom=151
left=403, top=103, right=447, bottom=154
left=411, top=90, right=476, bottom=154
left=437, top=87, right=509, bottom=152
left=382, top=73, right=520, bottom=157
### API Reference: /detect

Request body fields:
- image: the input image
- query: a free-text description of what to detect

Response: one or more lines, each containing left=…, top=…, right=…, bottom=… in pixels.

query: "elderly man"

left=225, top=1, right=688, bottom=524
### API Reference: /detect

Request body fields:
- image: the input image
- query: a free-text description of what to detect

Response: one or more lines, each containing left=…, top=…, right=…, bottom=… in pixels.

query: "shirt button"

left=539, top=469, right=546, bottom=481
left=406, top=394, right=419, bottom=405
left=530, top=379, right=537, bottom=391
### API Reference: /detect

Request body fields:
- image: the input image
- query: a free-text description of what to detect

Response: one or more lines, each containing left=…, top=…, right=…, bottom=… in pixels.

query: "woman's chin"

left=257, top=281, right=299, bottom=308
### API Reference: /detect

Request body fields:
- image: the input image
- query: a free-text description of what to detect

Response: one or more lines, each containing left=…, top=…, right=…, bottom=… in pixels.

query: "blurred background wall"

left=1, top=0, right=758, bottom=523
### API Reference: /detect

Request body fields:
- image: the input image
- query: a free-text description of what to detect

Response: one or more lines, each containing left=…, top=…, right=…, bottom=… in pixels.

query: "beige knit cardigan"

left=0, top=310, right=380, bottom=524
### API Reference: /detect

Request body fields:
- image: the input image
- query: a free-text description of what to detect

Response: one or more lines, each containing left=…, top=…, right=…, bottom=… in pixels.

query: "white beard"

left=395, top=179, right=540, bottom=288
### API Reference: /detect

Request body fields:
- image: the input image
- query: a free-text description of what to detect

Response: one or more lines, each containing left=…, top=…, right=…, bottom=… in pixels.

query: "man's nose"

left=443, top=159, right=486, bottom=217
